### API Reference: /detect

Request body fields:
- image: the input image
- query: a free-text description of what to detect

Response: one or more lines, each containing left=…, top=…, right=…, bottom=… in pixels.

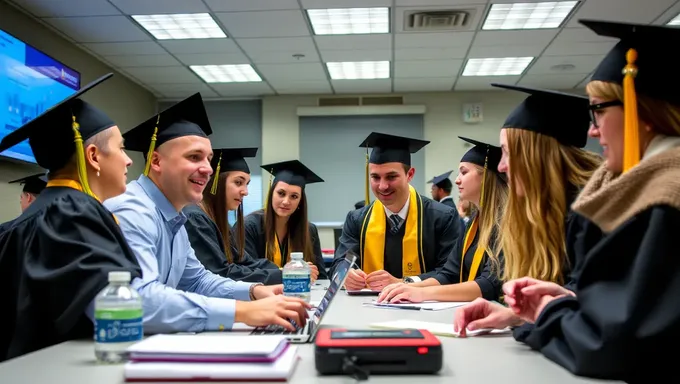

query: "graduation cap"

left=209, top=147, right=258, bottom=194
left=428, top=170, right=453, bottom=189
left=491, top=83, right=590, bottom=148
left=0, top=73, right=115, bottom=198
left=579, top=19, right=680, bottom=172
left=359, top=132, right=429, bottom=166
left=459, top=137, right=502, bottom=173
left=9, top=173, right=48, bottom=195
left=261, top=160, right=323, bottom=190
left=123, top=92, right=212, bottom=176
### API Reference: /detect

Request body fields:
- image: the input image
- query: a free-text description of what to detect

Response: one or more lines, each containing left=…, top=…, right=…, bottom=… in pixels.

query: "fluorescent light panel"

left=132, top=13, right=226, bottom=40
left=308, top=7, right=389, bottom=35
left=668, top=13, right=680, bottom=26
left=327, top=61, right=390, bottom=80
left=190, top=65, right=261, bottom=83
left=462, top=57, right=533, bottom=76
left=483, top=1, right=578, bottom=30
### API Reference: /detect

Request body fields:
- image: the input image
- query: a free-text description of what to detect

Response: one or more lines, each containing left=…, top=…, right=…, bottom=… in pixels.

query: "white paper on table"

left=369, top=319, right=511, bottom=338
left=363, top=300, right=468, bottom=311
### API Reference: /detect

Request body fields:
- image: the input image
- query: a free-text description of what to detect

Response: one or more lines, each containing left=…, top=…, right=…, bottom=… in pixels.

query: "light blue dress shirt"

left=103, top=175, right=254, bottom=333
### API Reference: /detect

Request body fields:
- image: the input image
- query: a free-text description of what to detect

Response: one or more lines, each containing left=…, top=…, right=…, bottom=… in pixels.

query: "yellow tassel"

left=210, top=152, right=222, bottom=195
left=143, top=114, right=161, bottom=176
left=71, top=115, right=96, bottom=199
left=622, top=48, right=640, bottom=172
left=364, top=148, right=370, bottom=206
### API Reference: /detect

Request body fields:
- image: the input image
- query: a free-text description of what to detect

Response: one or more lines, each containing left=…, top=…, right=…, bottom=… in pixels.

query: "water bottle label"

left=283, top=276, right=311, bottom=294
left=94, top=308, right=143, bottom=343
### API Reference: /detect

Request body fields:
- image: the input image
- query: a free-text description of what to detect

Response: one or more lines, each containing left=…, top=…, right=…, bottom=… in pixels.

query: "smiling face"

left=224, top=171, right=250, bottom=211
left=369, top=162, right=414, bottom=212
left=271, top=181, right=302, bottom=218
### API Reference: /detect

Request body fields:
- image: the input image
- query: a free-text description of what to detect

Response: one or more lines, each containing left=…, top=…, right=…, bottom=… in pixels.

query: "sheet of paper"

left=363, top=300, right=468, bottom=311
left=369, top=319, right=511, bottom=338
left=127, top=334, right=287, bottom=357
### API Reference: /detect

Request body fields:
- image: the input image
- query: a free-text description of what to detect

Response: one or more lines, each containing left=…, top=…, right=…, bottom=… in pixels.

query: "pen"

left=378, top=303, right=421, bottom=311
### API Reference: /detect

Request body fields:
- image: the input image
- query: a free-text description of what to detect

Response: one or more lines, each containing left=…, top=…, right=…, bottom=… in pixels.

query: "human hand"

left=307, top=262, right=319, bottom=282
left=503, top=278, right=572, bottom=323
left=378, top=283, right=426, bottom=303
left=252, top=284, right=282, bottom=299
left=453, top=298, right=523, bottom=337
left=344, top=269, right=367, bottom=291
left=235, top=296, right=311, bottom=331
left=365, top=270, right=400, bottom=291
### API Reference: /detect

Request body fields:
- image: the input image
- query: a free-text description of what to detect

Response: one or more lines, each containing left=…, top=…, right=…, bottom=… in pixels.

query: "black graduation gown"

left=0, top=186, right=142, bottom=362
left=183, top=204, right=282, bottom=285
left=0, top=218, right=15, bottom=235
left=240, top=210, right=328, bottom=279
left=439, top=196, right=455, bottom=208
left=331, top=195, right=462, bottom=280
left=432, top=214, right=503, bottom=301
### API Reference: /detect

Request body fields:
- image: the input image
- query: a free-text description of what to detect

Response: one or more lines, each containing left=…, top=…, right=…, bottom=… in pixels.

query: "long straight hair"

left=493, top=128, right=601, bottom=284
left=264, top=181, right=314, bottom=264
left=200, top=172, right=245, bottom=263
left=471, top=165, right=508, bottom=272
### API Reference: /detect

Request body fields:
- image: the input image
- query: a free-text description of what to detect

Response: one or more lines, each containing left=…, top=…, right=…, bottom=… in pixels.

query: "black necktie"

left=389, top=214, right=403, bottom=234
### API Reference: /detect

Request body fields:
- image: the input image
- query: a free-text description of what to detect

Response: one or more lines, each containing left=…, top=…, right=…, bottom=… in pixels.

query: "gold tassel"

left=210, top=152, right=222, bottom=195
left=71, top=115, right=96, bottom=199
left=143, top=114, right=161, bottom=176
left=622, top=48, right=640, bottom=172
left=364, top=148, right=370, bottom=206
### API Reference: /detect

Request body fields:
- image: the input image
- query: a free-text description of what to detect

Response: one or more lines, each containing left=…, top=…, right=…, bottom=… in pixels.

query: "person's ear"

left=406, top=167, right=415, bottom=182
left=85, top=144, right=101, bottom=174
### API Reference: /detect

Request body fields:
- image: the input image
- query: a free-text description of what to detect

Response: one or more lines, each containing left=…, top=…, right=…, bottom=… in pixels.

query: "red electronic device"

left=314, top=328, right=442, bottom=379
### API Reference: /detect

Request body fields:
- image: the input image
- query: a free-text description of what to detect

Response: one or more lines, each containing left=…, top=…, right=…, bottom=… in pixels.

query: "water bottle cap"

left=108, top=271, right=131, bottom=283
left=291, top=252, right=303, bottom=260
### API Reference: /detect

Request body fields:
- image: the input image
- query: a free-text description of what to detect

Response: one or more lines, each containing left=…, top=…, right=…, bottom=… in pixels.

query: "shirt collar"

left=137, top=175, right=183, bottom=223
left=384, top=194, right=410, bottom=220
left=643, top=134, right=680, bottom=161
left=440, top=196, right=453, bottom=202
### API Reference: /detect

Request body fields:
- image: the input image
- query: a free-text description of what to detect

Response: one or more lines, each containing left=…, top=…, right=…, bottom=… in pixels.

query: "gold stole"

left=271, top=233, right=290, bottom=268
left=459, top=215, right=485, bottom=283
left=360, top=185, right=424, bottom=276
left=46, top=179, right=119, bottom=224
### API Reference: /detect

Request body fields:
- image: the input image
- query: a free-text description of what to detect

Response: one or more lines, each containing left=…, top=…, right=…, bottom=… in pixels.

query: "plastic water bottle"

left=94, top=271, right=143, bottom=363
left=282, top=252, right=311, bottom=303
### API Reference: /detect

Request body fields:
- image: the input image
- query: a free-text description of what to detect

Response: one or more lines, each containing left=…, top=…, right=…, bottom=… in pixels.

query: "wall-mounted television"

left=0, top=28, right=80, bottom=165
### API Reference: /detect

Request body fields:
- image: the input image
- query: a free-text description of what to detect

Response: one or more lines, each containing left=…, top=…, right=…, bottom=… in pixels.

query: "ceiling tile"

left=238, top=37, right=315, bottom=53
left=394, top=4, right=486, bottom=33
left=575, top=75, right=592, bottom=89
left=553, top=28, right=618, bottom=44
left=395, top=48, right=467, bottom=60
left=159, top=39, right=241, bottom=54
left=301, top=0, right=391, bottom=7
left=256, top=63, right=327, bottom=81
left=320, top=49, right=391, bottom=62
left=528, top=55, right=605, bottom=75
left=332, top=79, right=392, bottom=94
left=108, top=0, right=209, bottom=14
left=82, top=41, right=166, bottom=56
left=653, top=1, right=680, bottom=24
left=467, top=45, right=544, bottom=58
left=543, top=41, right=616, bottom=56
left=20, top=0, right=120, bottom=17
left=43, top=16, right=150, bottom=43
left=395, top=32, right=474, bottom=49
left=175, top=53, right=250, bottom=65
left=566, top=0, right=676, bottom=27
left=474, top=30, right=558, bottom=46
left=210, top=83, right=275, bottom=97
left=151, top=83, right=219, bottom=98
left=314, top=35, right=391, bottom=50
left=396, top=0, right=487, bottom=5
left=249, top=50, right=321, bottom=64
left=103, top=54, right=181, bottom=67
left=394, top=77, right=455, bottom=92
left=395, top=60, right=463, bottom=78
left=269, top=80, right=332, bottom=95
left=518, top=74, right=589, bottom=90
left=124, top=66, right=201, bottom=84
left=454, top=76, right=521, bottom=91
left=205, top=0, right=300, bottom=12
left=216, top=10, right=309, bottom=38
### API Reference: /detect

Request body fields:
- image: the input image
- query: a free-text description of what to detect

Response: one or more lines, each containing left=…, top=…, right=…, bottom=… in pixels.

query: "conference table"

left=0, top=283, right=618, bottom=384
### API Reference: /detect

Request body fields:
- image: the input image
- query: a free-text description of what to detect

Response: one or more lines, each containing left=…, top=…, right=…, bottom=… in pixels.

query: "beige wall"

left=0, top=1, right=156, bottom=223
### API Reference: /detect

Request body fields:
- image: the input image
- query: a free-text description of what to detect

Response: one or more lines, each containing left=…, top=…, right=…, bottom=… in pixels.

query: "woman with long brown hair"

left=240, top=160, right=327, bottom=280
left=184, top=148, right=282, bottom=284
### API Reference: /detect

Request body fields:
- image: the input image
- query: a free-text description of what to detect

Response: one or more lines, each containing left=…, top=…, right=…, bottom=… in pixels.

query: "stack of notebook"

left=123, top=334, right=299, bottom=382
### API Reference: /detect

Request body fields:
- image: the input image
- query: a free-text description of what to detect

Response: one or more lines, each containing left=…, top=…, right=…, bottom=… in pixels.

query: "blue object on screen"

left=0, top=28, right=80, bottom=164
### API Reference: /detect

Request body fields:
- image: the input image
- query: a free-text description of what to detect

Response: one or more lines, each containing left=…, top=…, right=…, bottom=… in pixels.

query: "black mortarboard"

left=428, top=170, right=453, bottom=189
left=491, top=83, right=590, bottom=148
left=261, top=160, right=323, bottom=189
left=212, top=147, right=258, bottom=174
left=359, top=132, right=429, bottom=166
left=459, top=136, right=502, bottom=173
left=0, top=74, right=115, bottom=172
left=9, top=173, right=48, bottom=195
left=580, top=19, right=680, bottom=104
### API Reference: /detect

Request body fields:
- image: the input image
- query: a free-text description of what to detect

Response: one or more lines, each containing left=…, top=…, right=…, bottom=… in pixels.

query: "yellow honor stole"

left=270, top=233, right=290, bottom=268
left=46, top=179, right=119, bottom=224
left=459, top=215, right=486, bottom=283
left=360, top=185, right=424, bottom=277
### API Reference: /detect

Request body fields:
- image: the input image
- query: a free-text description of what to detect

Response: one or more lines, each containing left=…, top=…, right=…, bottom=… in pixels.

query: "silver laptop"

left=250, top=253, right=357, bottom=343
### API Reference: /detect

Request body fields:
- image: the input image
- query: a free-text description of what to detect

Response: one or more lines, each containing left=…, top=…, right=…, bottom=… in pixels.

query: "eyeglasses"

left=588, top=100, right=623, bottom=128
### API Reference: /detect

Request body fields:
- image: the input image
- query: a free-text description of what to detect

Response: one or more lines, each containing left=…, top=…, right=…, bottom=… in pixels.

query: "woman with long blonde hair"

left=378, top=137, right=508, bottom=303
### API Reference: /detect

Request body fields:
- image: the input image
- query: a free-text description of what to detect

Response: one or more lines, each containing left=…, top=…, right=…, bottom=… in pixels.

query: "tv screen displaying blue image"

left=0, top=28, right=80, bottom=165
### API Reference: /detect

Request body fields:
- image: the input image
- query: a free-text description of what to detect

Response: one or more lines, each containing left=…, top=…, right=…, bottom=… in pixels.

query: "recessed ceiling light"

left=307, top=7, right=389, bottom=35
left=482, top=1, right=578, bottom=30
left=326, top=61, right=390, bottom=80
left=462, top=57, right=534, bottom=76
left=190, top=65, right=261, bottom=83
left=668, top=13, right=680, bottom=26
left=132, top=13, right=226, bottom=40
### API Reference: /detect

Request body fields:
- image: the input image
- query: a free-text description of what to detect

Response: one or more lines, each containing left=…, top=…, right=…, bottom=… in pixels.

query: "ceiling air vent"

left=318, top=96, right=404, bottom=107
left=318, top=97, right=360, bottom=107
left=404, top=9, right=476, bottom=31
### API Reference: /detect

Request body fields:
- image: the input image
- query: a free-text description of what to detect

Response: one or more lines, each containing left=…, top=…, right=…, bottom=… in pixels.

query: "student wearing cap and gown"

left=105, top=94, right=309, bottom=334
left=332, top=133, right=463, bottom=291
left=184, top=148, right=283, bottom=284
left=0, top=173, right=47, bottom=233
left=453, top=85, right=603, bottom=340
left=379, top=137, right=508, bottom=303
left=0, top=74, right=142, bottom=362
left=428, top=170, right=455, bottom=207
left=500, top=21, right=680, bottom=382
left=240, top=160, right=328, bottom=280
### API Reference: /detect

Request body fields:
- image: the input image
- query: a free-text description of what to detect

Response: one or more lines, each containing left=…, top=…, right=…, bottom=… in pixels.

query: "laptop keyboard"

left=251, top=319, right=307, bottom=335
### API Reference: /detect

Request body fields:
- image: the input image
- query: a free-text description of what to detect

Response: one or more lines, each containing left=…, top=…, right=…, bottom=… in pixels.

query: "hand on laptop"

left=235, top=296, right=311, bottom=331
left=365, top=270, right=400, bottom=291
left=345, top=269, right=367, bottom=291
left=252, top=284, right=283, bottom=299
left=307, top=262, right=319, bottom=282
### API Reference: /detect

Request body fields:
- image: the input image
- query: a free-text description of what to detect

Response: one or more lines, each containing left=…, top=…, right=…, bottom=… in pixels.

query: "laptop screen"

left=311, top=253, right=356, bottom=327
